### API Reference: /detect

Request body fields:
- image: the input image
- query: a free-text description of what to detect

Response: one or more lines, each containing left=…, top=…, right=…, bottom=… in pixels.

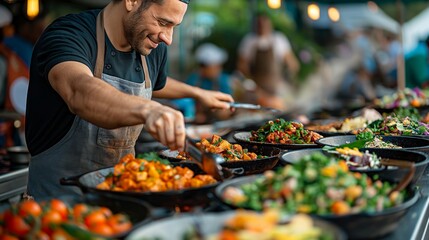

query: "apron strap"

left=95, top=10, right=151, bottom=90
left=141, top=56, right=151, bottom=89
left=94, top=10, right=105, bottom=79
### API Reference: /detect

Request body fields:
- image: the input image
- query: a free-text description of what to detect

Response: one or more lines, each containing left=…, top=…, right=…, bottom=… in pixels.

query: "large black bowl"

left=316, top=135, right=429, bottom=154
left=214, top=175, right=419, bottom=240
left=60, top=163, right=233, bottom=210
left=125, top=210, right=346, bottom=240
left=233, top=131, right=321, bottom=150
left=279, top=148, right=429, bottom=186
left=159, top=146, right=280, bottom=176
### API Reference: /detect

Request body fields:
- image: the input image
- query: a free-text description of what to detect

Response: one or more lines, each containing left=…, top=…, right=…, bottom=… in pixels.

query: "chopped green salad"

left=364, top=116, right=429, bottom=136
left=222, top=152, right=406, bottom=215
left=374, top=87, right=429, bottom=109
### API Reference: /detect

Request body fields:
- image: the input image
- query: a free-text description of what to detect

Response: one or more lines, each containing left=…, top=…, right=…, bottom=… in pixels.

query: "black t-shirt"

left=26, top=9, right=168, bottom=155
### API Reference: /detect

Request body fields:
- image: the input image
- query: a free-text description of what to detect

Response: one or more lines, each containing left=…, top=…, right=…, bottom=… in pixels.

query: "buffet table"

left=0, top=167, right=27, bottom=201
left=0, top=152, right=29, bottom=211
left=136, top=136, right=429, bottom=239
left=384, top=165, right=429, bottom=240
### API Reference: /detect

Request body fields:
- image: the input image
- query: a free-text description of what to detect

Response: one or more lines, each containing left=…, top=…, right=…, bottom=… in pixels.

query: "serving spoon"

left=380, top=158, right=415, bottom=195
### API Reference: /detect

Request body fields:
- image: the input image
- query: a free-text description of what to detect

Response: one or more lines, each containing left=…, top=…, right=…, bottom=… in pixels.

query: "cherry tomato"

left=98, top=207, right=112, bottom=218
left=1, top=210, right=13, bottom=226
left=35, top=231, right=50, bottom=240
left=0, top=234, right=20, bottom=240
left=5, top=215, right=31, bottom=237
left=41, top=210, right=63, bottom=232
left=90, top=222, right=114, bottom=236
left=107, top=214, right=132, bottom=234
left=84, top=210, right=107, bottom=228
left=49, top=199, right=68, bottom=220
left=72, top=203, right=89, bottom=222
left=51, top=228, right=74, bottom=240
left=18, top=200, right=42, bottom=218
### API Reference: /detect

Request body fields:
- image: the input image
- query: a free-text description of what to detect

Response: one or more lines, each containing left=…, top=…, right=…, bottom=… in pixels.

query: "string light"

left=328, top=7, right=340, bottom=22
left=267, top=0, right=281, bottom=10
left=26, top=0, right=40, bottom=20
left=307, top=3, right=320, bottom=21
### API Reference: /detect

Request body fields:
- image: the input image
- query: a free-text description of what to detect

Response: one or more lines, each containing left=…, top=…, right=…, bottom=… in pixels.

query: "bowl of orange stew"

left=60, top=154, right=233, bottom=209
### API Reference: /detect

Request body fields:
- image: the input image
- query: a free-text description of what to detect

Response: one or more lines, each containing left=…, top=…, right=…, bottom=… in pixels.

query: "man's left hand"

left=195, top=89, right=234, bottom=109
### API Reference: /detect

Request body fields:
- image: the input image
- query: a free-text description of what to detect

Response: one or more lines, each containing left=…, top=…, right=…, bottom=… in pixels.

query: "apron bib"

left=250, top=44, right=284, bottom=96
left=27, top=10, right=152, bottom=198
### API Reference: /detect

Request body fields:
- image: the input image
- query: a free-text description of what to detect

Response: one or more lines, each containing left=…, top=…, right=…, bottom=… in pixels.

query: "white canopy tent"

left=334, top=3, right=400, bottom=33
left=403, top=7, right=429, bottom=53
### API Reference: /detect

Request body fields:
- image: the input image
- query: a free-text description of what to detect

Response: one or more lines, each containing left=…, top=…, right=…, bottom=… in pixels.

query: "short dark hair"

left=139, top=0, right=164, bottom=11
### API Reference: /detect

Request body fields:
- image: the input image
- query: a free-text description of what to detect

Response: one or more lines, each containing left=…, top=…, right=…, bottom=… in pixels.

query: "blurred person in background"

left=404, top=35, right=429, bottom=88
left=373, top=30, right=401, bottom=89
left=337, top=27, right=377, bottom=103
left=173, top=43, right=234, bottom=123
left=3, top=8, right=50, bottom=68
left=0, top=4, right=29, bottom=148
left=0, top=4, right=12, bottom=103
left=237, top=12, right=300, bottom=110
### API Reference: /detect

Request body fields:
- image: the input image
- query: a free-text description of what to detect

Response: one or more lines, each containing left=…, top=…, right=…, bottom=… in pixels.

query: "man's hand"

left=195, top=89, right=234, bottom=110
left=143, top=105, right=186, bottom=151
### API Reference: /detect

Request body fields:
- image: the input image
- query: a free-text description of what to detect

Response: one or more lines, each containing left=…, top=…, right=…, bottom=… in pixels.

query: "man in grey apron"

left=237, top=13, right=300, bottom=110
left=25, top=0, right=234, bottom=198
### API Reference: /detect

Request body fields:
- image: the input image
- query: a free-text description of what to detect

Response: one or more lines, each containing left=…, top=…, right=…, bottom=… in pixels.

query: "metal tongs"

left=229, top=102, right=282, bottom=113
left=185, top=138, right=225, bottom=181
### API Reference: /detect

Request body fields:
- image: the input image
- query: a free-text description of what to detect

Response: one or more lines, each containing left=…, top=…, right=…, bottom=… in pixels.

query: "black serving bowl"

left=6, top=146, right=30, bottom=165
left=159, top=146, right=280, bottom=176
left=316, top=135, right=429, bottom=154
left=279, top=148, right=429, bottom=186
left=60, top=163, right=233, bottom=210
left=233, top=131, right=321, bottom=150
left=214, top=175, right=419, bottom=240
left=125, top=210, right=346, bottom=240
